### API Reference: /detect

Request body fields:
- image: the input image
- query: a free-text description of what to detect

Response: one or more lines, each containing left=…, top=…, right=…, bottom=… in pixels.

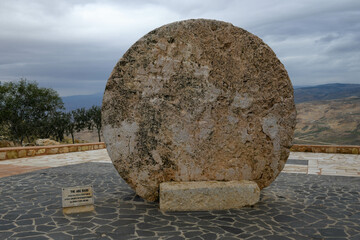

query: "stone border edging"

left=291, top=144, right=359, bottom=154
left=1, top=143, right=358, bottom=160
left=0, top=142, right=106, bottom=160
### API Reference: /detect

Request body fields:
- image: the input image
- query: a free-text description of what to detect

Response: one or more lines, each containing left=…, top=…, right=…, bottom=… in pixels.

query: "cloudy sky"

left=0, top=0, right=359, bottom=96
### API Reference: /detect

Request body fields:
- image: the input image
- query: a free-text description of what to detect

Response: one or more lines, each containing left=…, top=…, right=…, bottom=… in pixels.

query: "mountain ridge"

left=62, top=92, right=103, bottom=111
left=294, top=83, right=360, bottom=103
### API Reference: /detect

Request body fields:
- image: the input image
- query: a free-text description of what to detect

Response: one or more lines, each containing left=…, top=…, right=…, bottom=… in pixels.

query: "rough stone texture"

left=0, top=151, right=6, bottom=160
left=160, top=180, right=260, bottom=211
left=102, top=19, right=296, bottom=201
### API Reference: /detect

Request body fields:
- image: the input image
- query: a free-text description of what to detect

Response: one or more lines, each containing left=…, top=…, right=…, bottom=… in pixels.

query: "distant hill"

left=294, top=83, right=360, bottom=103
left=294, top=97, right=360, bottom=145
left=293, top=85, right=312, bottom=89
left=62, top=92, right=103, bottom=111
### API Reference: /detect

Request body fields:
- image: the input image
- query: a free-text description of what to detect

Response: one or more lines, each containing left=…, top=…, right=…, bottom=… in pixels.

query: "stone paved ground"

left=0, top=150, right=359, bottom=239
left=0, top=150, right=110, bottom=178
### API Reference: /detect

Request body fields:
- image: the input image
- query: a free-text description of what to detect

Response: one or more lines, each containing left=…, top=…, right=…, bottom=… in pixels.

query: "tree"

left=0, top=79, right=64, bottom=145
left=65, top=108, right=89, bottom=144
left=51, top=111, right=70, bottom=142
left=73, top=108, right=89, bottom=132
left=65, top=112, right=76, bottom=144
left=87, top=105, right=102, bottom=142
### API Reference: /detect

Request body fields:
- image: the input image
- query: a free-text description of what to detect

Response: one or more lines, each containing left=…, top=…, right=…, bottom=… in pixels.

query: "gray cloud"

left=0, top=0, right=359, bottom=96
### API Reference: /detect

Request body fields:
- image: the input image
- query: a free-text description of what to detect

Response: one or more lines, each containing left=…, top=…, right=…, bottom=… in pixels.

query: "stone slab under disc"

left=102, top=19, right=296, bottom=201
left=159, top=180, right=260, bottom=211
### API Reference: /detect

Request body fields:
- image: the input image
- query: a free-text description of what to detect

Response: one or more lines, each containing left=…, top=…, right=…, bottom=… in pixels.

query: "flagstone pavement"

left=0, top=149, right=359, bottom=239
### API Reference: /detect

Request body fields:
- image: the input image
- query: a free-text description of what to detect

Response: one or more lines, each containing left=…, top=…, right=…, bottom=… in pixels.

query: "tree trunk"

left=20, top=136, right=24, bottom=146
left=71, top=133, right=75, bottom=144
left=97, top=128, right=101, bottom=142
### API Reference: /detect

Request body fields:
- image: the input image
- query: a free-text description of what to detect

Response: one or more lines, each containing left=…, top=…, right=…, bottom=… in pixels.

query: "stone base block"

left=63, top=205, right=94, bottom=214
left=159, top=180, right=260, bottom=211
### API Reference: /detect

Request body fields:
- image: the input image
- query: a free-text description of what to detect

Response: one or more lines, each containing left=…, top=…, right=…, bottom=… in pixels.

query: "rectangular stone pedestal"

left=159, top=180, right=260, bottom=211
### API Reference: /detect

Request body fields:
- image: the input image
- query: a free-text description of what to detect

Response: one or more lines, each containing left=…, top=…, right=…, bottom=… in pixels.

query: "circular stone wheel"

left=102, top=19, right=296, bottom=202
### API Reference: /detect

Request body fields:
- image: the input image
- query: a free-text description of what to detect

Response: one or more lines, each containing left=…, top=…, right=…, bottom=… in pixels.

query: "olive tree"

left=66, top=108, right=89, bottom=144
left=87, top=105, right=102, bottom=142
left=0, top=79, right=64, bottom=145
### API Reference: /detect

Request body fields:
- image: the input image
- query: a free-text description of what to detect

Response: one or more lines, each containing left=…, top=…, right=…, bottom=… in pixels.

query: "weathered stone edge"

left=0, top=143, right=106, bottom=160
left=291, top=144, right=360, bottom=154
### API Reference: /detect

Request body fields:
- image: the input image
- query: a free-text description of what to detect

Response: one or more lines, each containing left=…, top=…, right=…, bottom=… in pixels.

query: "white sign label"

left=62, top=186, right=94, bottom=208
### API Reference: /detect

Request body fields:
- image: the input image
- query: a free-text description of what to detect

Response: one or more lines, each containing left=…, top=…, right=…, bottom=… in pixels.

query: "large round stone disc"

left=102, top=19, right=296, bottom=202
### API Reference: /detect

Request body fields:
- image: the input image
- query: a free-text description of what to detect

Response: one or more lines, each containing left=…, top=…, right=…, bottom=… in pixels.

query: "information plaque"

left=62, top=186, right=94, bottom=208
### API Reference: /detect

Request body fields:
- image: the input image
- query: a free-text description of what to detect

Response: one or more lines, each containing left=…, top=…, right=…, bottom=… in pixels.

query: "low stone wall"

left=0, top=142, right=106, bottom=160
left=1, top=143, right=358, bottom=160
left=291, top=144, right=359, bottom=154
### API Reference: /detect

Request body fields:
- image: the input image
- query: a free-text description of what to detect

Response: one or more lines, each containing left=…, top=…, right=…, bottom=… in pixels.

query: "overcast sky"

left=0, top=0, right=359, bottom=96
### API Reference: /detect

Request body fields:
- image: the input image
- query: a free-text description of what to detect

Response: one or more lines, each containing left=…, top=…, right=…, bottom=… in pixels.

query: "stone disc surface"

left=102, top=19, right=296, bottom=201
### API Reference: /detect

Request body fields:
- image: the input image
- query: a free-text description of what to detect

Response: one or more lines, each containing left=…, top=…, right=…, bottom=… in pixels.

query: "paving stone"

left=265, top=236, right=291, bottom=240
left=152, top=226, right=177, bottom=232
left=219, top=226, right=243, bottom=234
left=318, top=228, right=347, bottom=237
left=68, top=229, right=93, bottom=236
left=36, top=225, right=57, bottom=232
left=136, top=230, right=156, bottom=237
left=113, top=226, right=135, bottom=235
left=157, top=231, right=182, bottom=237
left=2, top=212, right=20, bottom=220
left=13, top=225, right=36, bottom=232
left=0, top=223, right=16, bottom=230
left=217, top=217, right=235, bottom=223
left=95, top=225, right=115, bottom=233
left=71, top=221, right=96, bottom=228
left=52, top=217, right=70, bottom=225
left=90, top=218, right=112, bottom=225
left=110, top=219, right=138, bottom=226
left=48, top=232, right=74, bottom=240
left=200, top=226, right=226, bottom=234
left=200, top=233, right=218, bottom=240
left=12, top=231, right=43, bottom=238
left=350, top=234, right=360, bottom=240
left=219, top=236, right=241, bottom=240
left=71, top=217, right=93, bottom=222
left=15, top=219, right=33, bottom=226
left=273, top=214, right=297, bottom=222
left=96, top=206, right=117, bottom=214
left=184, top=231, right=203, bottom=238
left=0, top=232, right=13, bottom=239
left=286, top=234, right=310, bottom=240
left=171, top=222, right=194, bottom=228
left=49, top=225, right=76, bottom=233
left=236, top=233, right=253, bottom=239
left=20, top=236, right=50, bottom=240
left=94, top=213, right=118, bottom=219
left=165, top=236, right=185, bottom=240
